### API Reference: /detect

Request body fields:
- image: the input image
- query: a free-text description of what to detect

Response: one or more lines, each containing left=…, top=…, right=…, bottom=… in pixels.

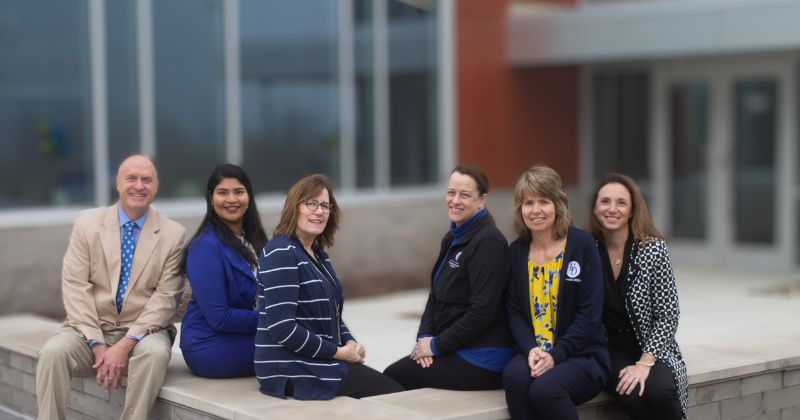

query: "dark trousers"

left=608, top=333, right=681, bottom=420
left=284, top=363, right=404, bottom=399
left=502, top=353, right=605, bottom=420
left=383, top=352, right=503, bottom=391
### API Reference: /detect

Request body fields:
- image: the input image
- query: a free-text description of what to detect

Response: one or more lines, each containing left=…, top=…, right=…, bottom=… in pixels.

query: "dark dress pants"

left=284, top=363, right=404, bottom=399
left=503, top=352, right=605, bottom=420
left=607, top=332, right=682, bottom=420
left=384, top=352, right=503, bottom=391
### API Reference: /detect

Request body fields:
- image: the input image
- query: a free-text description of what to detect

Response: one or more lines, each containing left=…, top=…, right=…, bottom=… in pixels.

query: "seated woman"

left=384, top=165, right=514, bottom=390
left=589, top=173, right=688, bottom=419
left=255, top=174, right=403, bottom=400
left=180, top=164, right=268, bottom=378
left=503, top=164, right=610, bottom=420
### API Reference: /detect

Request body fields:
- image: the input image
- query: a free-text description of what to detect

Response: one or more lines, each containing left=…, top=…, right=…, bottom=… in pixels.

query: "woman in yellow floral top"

left=503, top=165, right=611, bottom=420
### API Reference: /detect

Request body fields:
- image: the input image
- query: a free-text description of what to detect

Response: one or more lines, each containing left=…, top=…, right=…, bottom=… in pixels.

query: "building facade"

left=3, top=0, right=798, bottom=317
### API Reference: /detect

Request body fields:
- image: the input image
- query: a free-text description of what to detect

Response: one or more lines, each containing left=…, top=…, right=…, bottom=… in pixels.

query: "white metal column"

left=89, top=0, right=109, bottom=206
left=338, top=0, right=356, bottom=190
left=223, top=0, right=242, bottom=165
left=136, top=0, right=155, bottom=159
left=373, top=0, right=390, bottom=190
left=437, top=0, right=456, bottom=182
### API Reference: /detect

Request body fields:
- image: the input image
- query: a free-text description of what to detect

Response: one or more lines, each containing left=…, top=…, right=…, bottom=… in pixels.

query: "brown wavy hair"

left=588, top=173, right=663, bottom=242
left=513, top=164, right=571, bottom=241
left=273, top=174, right=340, bottom=251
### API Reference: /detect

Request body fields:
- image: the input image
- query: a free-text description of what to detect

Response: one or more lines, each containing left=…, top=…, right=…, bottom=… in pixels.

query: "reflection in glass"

left=354, top=0, right=375, bottom=188
left=592, top=72, right=650, bottom=182
left=240, top=0, right=340, bottom=192
left=0, top=0, right=93, bottom=208
left=106, top=1, right=139, bottom=199
left=670, top=82, right=708, bottom=240
left=388, top=0, right=438, bottom=186
left=153, top=0, right=226, bottom=198
left=734, top=79, right=776, bottom=244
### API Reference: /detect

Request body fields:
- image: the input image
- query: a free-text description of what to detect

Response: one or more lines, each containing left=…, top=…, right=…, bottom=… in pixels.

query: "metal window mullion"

left=224, top=0, right=242, bottom=164
left=373, top=0, right=390, bottom=190
left=89, top=0, right=109, bottom=206
left=338, top=0, right=355, bottom=190
left=437, top=0, right=456, bottom=183
left=136, top=0, right=155, bottom=158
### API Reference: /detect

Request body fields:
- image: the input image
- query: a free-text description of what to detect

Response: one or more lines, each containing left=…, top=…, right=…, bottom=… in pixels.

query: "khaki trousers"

left=35, top=326, right=173, bottom=420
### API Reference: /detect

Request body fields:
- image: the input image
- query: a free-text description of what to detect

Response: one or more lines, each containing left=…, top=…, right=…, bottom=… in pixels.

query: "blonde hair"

left=513, top=164, right=571, bottom=241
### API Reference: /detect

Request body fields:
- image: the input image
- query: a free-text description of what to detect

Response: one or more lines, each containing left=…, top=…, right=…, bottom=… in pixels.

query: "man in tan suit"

left=36, top=155, right=186, bottom=420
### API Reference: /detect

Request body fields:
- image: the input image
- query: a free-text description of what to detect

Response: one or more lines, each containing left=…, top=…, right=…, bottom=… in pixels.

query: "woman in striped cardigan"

left=254, top=174, right=403, bottom=400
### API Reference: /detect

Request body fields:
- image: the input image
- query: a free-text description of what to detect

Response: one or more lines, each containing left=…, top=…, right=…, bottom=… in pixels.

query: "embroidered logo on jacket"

left=448, top=252, right=463, bottom=269
left=565, top=261, right=581, bottom=282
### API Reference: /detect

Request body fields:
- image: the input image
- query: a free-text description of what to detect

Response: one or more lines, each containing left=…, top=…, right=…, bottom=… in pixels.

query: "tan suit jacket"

left=61, top=204, right=186, bottom=342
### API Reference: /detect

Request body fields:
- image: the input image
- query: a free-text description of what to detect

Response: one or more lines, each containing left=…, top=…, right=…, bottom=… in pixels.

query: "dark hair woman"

left=503, top=164, right=610, bottom=420
left=255, top=174, right=403, bottom=400
left=384, top=165, right=514, bottom=390
left=180, top=164, right=268, bottom=378
left=590, top=173, right=688, bottom=419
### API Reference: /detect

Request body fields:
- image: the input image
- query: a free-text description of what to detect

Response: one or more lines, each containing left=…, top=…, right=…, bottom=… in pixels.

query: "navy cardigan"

left=180, top=227, right=259, bottom=352
left=254, top=236, right=353, bottom=400
left=506, top=226, right=611, bottom=380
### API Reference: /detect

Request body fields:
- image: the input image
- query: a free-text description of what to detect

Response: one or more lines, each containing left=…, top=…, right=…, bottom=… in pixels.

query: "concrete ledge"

left=2, top=314, right=800, bottom=419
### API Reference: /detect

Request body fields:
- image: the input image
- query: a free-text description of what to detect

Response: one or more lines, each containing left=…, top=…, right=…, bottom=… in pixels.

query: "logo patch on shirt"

left=566, top=261, right=581, bottom=278
left=448, top=252, right=462, bottom=269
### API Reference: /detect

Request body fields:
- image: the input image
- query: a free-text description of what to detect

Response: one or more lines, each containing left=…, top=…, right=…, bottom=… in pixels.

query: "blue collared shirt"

left=87, top=206, right=151, bottom=348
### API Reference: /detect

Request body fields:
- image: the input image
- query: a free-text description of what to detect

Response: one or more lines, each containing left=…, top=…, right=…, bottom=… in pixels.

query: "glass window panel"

left=592, top=72, right=650, bottom=182
left=354, top=0, right=375, bottom=188
left=0, top=0, right=93, bottom=208
left=106, top=1, right=139, bottom=195
left=388, top=0, right=438, bottom=186
left=240, top=0, right=339, bottom=192
left=733, top=79, right=776, bottom=244
left=153, top=0, right=226, bottom=198
left=670, top=82, right=709, bottom=240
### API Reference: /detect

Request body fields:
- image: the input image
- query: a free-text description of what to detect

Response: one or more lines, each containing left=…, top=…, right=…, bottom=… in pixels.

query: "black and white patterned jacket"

left=625, top=237, right=688, bottom=418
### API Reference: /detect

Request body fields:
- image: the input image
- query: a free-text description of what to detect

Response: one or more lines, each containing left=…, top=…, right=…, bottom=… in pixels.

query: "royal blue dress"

left=180, top=227, right=259, bottom=378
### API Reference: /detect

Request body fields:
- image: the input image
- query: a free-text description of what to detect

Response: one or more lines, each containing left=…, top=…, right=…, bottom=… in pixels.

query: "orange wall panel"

left=456, top=0, right=579, bottom=188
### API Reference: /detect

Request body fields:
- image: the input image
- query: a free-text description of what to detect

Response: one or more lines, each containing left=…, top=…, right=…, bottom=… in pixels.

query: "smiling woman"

left=384, top=165, right=514, bottom=391
left=503, top=165, right=610, bottom=420
left=255, top=174, right=403, bottom=400
left=179, top=164, right=268, bottom=379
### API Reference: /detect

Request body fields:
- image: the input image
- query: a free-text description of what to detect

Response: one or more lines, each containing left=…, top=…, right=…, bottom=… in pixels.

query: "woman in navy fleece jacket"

left=503, top=165, right=611, bottom=420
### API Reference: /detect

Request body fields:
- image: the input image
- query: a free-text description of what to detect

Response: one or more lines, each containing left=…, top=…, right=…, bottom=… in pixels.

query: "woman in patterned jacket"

left=589, top=173, right=688, bottom=419
left=255, top=174, right=403, bottom=400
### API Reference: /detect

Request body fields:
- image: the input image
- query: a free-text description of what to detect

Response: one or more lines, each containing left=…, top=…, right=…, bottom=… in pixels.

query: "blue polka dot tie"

left=116, top=221, right=137, bottom=312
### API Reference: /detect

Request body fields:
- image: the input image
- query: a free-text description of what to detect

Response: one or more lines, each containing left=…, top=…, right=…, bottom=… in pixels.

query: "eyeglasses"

left=302, top=199, right=334, bottom=214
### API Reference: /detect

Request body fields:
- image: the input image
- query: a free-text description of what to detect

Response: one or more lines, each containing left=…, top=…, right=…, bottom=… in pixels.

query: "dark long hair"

left=181, top=164, right=268, bottom=274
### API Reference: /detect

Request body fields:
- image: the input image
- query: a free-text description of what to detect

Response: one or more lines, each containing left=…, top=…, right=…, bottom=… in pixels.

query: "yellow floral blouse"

left=528, top=249, right=564, bottom=352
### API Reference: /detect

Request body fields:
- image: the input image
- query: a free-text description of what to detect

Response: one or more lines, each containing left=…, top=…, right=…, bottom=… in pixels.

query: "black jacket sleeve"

left=433, top=236, right=509, bottom=355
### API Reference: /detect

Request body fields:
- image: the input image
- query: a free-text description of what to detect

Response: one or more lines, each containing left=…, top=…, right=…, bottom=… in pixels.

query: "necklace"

left=614, top=256, right=621, bottom=266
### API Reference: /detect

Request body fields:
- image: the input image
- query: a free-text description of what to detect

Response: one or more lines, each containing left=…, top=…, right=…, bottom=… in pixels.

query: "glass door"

left=657, top=55, right=794, bottom=270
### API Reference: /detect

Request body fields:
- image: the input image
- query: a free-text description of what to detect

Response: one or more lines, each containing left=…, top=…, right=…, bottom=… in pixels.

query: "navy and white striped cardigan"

left=254, top=236, right=354, bottom=400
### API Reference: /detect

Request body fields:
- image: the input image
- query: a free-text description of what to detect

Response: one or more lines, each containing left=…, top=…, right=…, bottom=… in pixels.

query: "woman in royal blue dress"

left=179, top=164, right=268, bottom=378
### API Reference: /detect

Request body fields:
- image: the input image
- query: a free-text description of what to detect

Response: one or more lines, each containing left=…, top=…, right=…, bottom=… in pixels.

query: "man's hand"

left=92, top=337, right=138, bottom=390
left=91, top=344, right=110, bottom=386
